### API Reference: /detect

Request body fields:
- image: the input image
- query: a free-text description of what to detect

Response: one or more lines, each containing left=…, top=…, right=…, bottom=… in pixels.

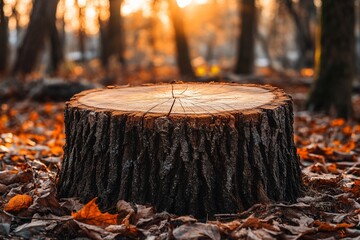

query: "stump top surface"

left=76, top=83, right=282, bottom=115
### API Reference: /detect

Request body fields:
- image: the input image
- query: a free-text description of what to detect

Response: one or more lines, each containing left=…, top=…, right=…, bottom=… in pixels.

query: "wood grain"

left=77, top=83, right=276, bottom=115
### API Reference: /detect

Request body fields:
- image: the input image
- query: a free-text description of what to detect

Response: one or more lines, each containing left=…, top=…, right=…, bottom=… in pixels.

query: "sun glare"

left=177, top=0, right=192, bottom=8
left=4, top=0, right=272, bottom=34
left=122, top=0, right=151, bottom=17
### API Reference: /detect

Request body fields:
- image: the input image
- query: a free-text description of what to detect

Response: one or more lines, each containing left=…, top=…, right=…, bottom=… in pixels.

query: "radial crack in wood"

left=58, top=82, right=302, bottom=217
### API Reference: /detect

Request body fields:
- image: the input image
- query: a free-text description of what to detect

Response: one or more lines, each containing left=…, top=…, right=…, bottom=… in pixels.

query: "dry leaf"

left=72, top=198, right=118, bottom=227
left=172, top=223, right=221, bottom=240
left=313, top=220, right=354, bottom=231
left=240, top=217, right=279, bottom=232
left=4, top=194, right=33, bottom=213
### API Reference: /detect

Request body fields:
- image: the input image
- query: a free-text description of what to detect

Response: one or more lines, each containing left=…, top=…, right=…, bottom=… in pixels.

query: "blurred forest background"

left=0, top=0, right=360, bottom=117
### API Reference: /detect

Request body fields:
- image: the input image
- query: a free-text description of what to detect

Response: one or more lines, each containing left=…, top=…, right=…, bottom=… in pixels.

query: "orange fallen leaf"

left=327, top=163, right=338, bottom=173
left=342, top=126, right=352, bottom=135
left=313, top=220, right=354, bottom=231
left=4, top=194, right=33, bottom=213
left=240, top=217, right=279, bottom=232
left=72, top=198, right=118, bottom=227
left=330, top=119, right=345, bottom=127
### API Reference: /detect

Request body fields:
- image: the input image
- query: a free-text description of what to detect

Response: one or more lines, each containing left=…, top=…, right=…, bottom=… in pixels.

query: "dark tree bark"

left=58, top=83, right=302, bottom=217
left=307, top=0, right=355, bottom=119
left=234, top=0, right=256, bottom=75
left=0, top=0, right=8, bottom=75
left=12, top=0, right=61, bottom=75
left=168, top=0, right=195, bottom=80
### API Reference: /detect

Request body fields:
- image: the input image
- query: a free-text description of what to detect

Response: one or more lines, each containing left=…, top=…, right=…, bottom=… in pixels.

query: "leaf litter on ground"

left=1, top=102, right=360, bottom=239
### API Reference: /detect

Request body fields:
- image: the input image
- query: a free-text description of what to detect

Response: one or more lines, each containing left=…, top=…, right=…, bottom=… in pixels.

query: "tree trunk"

left=307, top=0, right=355, bottom=119
left=0, top=0, right=8, bottom=75
left=48, top=8, right=63, bottom=74
left=77, top=3, right=86, bottom=63
left=101, top=0, right=126, bottom=68
left=12, top=0, right=60, bottom=75
left=99, top=14, right=108, bottom=67
left=298, top=0, right=316, bottom=68
left=169, top=0, right=195, bottom=80
left=234, top=0, right=256, bottom=75
left=282, top=0, right=315, bottom=69
left=108, top=0, right=125, bottom=67
left=58, top=83, right=302, bottom=217
left=147, top=0, right=159, bottom=81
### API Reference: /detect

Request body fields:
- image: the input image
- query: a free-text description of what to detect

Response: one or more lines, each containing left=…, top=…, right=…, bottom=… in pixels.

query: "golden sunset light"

left=0, top=0, right=359, bottom=238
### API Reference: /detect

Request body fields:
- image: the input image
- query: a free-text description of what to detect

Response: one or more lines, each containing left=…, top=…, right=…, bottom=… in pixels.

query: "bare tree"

left=234, top=0, right=256, bottom=75
left=76, top=0, right=86, bottom=62
left=281, top=0, right=315, bottom=69
left=307, top=0, right=355, bottom=118
left=101, top=0, right=126, bottom=69
left=0, top=0, right=8, bottom=75
left=12, top=0, right=62, bottom=75
left=169, top=0, right=195, bottom=80
left=48, top=3, right=63, bottom=73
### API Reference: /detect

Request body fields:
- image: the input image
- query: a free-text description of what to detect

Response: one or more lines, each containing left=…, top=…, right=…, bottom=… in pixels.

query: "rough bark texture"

left=234, top=0, right=256, bottom=75
left=307, top=0, right=355, bottom=119
left=12, top=0, right=61, bottom=75
left=169, top=0, right=195, bottom=80
left=58, top=83, right=302, bottom=217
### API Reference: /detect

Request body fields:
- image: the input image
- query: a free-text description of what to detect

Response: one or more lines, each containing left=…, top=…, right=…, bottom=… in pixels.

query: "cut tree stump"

left=58, top=82, right=302, bottom=217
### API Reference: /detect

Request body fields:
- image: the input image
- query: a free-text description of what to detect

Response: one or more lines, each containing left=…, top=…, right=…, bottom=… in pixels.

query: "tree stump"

left=58, top=83, right=302, bottom=217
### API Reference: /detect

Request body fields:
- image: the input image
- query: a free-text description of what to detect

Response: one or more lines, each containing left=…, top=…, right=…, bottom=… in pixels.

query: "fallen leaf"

left=0, top=170, right=33, bottom=185
left=72, top=198, right=118, bottom=227
left=172, top=223, right=221, bottom=240
left=134, top=205, right=155, bottom=223
left=331, top=119, right=345, bottom=127
left=116, top=200, right=134, bottom=221
left=313, top=220, right=354, bottom=231
left=240, top=217, right=279, bottom=232
left=75, top=221, right=119, bottom=240
left=213, top=220, right=241, bottom=232
left=4, top=194, right=33, bottom=213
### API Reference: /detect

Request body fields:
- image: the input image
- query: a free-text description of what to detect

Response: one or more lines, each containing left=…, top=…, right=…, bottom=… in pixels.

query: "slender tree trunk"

left=298, top=0, right=316, bottom=68
left=0, top=0, right=8, bottom=75
left=282, top=0, right=314, bottom=69
left=169, top=0, right=195, bottom=80
left=148, top=0, right=158, bottom=76
left=102, top=0, right=126, bottom=68
left=110, top=0, right=125, bottom=66
left=48, top=7, right=63, bottom=74
left=234, top=0, right=256, bottom=75
left=98, top=9, right=108, bottom=67
left=307, top=0, right=355, bottom=119
left=12, top=0, right=60, bottom=75
left=77, top=3, right=86, bottom=62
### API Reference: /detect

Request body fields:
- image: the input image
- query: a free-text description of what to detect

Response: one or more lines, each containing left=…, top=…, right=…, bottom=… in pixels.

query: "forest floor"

left=1, top=77, right=360, bottom=239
